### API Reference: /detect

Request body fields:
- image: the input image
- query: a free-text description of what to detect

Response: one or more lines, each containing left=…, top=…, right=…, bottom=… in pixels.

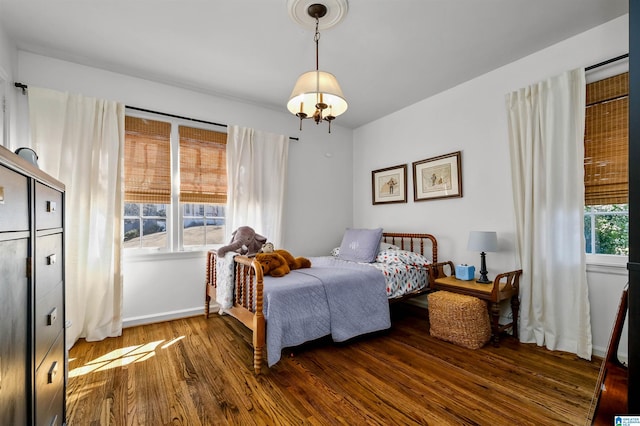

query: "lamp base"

left=476, top=251, right=491, bottom=284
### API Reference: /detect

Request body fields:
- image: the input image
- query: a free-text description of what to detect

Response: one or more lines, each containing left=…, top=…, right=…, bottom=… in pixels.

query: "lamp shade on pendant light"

left=287, top=70, right=348, bottom=118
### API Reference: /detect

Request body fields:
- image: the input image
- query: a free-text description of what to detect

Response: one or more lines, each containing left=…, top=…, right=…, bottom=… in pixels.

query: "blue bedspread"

left=263, top=256, right=390, bottom=366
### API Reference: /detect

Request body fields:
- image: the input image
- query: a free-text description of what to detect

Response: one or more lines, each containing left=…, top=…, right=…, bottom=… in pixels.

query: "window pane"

left=123, top=202, right=169, bottom=249
left=124, top=203, right=140, bottom=216
left=143, top=203, right=167, bottom=217
left=124, top=218, right=140, bottom=246
left=183, top=218, right=203, bottom=246
left=593, top=213, right=629, bottom=255
left=142, top=219, right=166, bottom=248
left=207, top=221, right=225, bottom=245
left=590, top=203, right=628, bottom=213
left=182, top=204, right=226, bottom=246
left=584, top=215, right=593, bottom=254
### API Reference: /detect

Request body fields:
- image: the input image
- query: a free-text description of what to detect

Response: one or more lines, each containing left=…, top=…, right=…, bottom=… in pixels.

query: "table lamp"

left=467, top=231, right=498, bottom=284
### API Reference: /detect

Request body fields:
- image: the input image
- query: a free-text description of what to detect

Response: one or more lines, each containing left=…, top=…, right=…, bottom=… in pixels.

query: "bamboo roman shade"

left=124, top=116, right=172, bottom=204
left=179, top=126, right=227, bottom=204
left=584, top=72, right=628, bottom=206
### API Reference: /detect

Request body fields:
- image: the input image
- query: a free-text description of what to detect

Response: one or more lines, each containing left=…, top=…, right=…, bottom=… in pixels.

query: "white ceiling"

left=0, top=0, right=628, bottom=129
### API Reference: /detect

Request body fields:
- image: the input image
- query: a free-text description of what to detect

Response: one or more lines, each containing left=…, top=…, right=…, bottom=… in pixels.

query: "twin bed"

left=205, top=232, right=438, bottom=374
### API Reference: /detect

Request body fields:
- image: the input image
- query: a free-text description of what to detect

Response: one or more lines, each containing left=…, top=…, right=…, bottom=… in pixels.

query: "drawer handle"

left=47, top=200, right=57, bottom=212
left=47, top=254, right=57, bottom=265
left=48, top=361, right=58, bottom=384
left=47, top=307, right=58, bottom=326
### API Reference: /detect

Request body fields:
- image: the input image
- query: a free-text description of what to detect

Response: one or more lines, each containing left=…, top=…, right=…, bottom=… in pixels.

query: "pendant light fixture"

left=287, top=3, right=348, bottom=133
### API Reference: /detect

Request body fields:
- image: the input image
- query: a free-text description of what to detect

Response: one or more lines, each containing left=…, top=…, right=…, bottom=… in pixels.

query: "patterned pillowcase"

left=337, top=228, right=384, bottom=263
left=376, top=249, right=431, bottom=267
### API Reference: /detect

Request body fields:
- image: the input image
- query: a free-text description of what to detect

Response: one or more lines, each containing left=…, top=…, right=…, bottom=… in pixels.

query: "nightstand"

left=429, top=261, right=522, bottom=346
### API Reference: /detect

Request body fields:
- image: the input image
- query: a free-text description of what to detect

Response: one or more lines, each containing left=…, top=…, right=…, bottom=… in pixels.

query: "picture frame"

left=372, top=164, right=407, bottom=205
left=412, top=151, right=462, bottom=201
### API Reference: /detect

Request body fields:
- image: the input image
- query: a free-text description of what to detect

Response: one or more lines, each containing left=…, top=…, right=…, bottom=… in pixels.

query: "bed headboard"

left=381, top=232, right=437, bottom=264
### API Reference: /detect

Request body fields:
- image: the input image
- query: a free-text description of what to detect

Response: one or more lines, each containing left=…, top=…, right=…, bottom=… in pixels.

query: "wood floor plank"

left=67, top=304, right=601, bottom=425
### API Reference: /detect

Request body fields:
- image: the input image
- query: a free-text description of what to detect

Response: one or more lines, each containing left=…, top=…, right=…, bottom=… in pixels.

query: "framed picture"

left=412, top=151, right=462, bottom=201
left=372, top=164, right=407, bottom=205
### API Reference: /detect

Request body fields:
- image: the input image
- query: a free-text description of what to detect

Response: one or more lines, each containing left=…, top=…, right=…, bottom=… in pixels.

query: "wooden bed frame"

left=204, top=232, right=438, bottom=374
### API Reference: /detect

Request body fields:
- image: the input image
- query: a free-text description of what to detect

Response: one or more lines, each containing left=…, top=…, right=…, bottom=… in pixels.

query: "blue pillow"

left=338, top=228, right=383, bottom=263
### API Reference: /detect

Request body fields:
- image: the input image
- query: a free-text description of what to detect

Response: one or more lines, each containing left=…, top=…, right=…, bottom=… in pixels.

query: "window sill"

left=586, top=254, right=628, bottom=276
left=124, top=248, right=214, bottom=262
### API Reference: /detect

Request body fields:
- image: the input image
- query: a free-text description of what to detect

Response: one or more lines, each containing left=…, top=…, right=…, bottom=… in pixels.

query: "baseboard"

left=123, top=304, right=220, bottom=328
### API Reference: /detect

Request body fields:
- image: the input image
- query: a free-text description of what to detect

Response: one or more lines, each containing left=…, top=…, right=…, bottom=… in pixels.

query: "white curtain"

left=506, top=69, right=592, bottom=359
left=226, top=125, right=289, bottom=247
left=28, top=87, right=124, bottom=348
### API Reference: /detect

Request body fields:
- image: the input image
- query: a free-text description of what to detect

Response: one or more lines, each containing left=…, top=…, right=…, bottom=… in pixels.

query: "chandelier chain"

left=314, top=17, right=320, bottom=71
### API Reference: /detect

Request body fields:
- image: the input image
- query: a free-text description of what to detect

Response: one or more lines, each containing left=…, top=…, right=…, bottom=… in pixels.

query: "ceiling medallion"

left=287, top=0, right=349, bottom=31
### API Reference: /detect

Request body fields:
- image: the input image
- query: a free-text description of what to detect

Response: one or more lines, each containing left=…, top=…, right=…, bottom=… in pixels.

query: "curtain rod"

left=14, top=82, right=299, bottom=141
left=585, top=53, right=629, bottom=71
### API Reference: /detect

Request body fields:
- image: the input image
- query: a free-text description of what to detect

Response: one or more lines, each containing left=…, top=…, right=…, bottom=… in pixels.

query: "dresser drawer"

left=38, top=386, right=64, bottom=426
left=35, top=281, right=64, bottom=368
left=0, top=164, right=29, bottom=232
left=35, top=333, right=64, bottom=426
left=35, top=182, right=63, bottom=230
left=36, top=233, right=63, bottom=297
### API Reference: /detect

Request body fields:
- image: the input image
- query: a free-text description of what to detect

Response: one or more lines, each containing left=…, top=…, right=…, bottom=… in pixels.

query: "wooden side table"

left=429, top=261, right=522, bottom=346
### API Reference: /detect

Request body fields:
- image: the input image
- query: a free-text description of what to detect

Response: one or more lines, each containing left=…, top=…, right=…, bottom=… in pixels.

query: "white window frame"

left=584, top=62, right=629, bottom=270
left=124, top=109, right=226, bottom=257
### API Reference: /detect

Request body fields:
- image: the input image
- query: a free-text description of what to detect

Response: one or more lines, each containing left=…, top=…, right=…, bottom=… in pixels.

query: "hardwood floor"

left=67, top=304, right=601, bottom=425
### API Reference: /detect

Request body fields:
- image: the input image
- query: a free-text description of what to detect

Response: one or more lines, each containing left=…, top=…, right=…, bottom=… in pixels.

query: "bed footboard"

left=205, top=250, right=266, bottom=374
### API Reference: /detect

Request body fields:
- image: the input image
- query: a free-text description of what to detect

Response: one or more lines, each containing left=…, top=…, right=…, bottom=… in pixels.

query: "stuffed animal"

left=217, top=226, right=267, bottom=257
left=259, top=242, right=274, bottom=253
left=275, top=249, right=311, bottom=270
left=255, top=249, right=312, bottom=278
left=255, top=252, right=290, bottom=277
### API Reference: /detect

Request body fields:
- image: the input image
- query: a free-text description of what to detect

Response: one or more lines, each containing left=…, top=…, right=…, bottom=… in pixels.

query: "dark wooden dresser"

left=0, top=145, right=66, bottom=425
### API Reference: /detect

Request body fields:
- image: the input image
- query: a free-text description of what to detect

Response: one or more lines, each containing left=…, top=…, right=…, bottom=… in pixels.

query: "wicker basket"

left=428, top=291, right=491, bottom=349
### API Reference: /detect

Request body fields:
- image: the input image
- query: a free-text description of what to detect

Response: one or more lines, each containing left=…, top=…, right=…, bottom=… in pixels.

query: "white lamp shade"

left=287, top=70, right=348, bottom=117
left=467, top=231, right=498, bottom=252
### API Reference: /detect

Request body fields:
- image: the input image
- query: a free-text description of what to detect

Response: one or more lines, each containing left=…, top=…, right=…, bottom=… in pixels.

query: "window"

left=583, top=72, right=628, bottom=256
left=123, top=114, right=227, bottom=251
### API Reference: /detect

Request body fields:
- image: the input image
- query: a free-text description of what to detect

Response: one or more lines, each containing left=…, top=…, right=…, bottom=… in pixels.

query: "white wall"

left=353, top=15, right=629, bottom=358
left=15, top=51, right=354, bottom=326
left=0, top=22, right=18, bottom=149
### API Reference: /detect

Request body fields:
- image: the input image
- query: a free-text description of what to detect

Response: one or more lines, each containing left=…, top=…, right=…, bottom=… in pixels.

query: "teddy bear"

left=217, top=226, right=267, bottom=257
left=275, top=249, right=311, bottom=270
left=255, top=249, right=311, bottom=277
left=255, top=252, right=290, bottom=277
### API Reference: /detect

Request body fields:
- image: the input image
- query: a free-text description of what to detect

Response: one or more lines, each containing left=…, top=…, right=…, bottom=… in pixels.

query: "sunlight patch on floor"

left=69, top=338, right=182, bottom=377
left=161, top=335, right=184, bottom=349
